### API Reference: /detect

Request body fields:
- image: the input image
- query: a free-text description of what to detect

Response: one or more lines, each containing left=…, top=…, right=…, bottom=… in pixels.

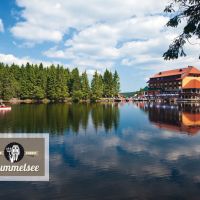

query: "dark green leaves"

left=167, top=16, right=181, bottom=27
left=163, top=0, right=200, bottom=59
left=163, top=35, right=186, bottom=60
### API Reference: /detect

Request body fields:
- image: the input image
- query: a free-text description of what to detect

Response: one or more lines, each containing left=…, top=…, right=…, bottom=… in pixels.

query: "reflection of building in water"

left=137, top=102, right=200, bottom=135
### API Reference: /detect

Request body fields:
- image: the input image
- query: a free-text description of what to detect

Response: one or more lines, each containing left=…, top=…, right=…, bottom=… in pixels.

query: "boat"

left=0, top=104, right=11, bottom=111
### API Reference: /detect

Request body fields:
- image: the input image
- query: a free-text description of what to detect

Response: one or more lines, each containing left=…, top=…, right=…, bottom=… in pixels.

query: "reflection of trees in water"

left=0, top=103, right=119, bottom=134
left=68, top=104, right=91, bottom=133
left=91, top=103, right=119, bottom=132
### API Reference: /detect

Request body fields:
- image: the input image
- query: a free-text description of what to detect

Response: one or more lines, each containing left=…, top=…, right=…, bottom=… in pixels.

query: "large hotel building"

left=147, top=66, right=200, bottom=99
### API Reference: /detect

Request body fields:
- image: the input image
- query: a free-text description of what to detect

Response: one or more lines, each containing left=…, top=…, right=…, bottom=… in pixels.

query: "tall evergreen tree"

left=71, top=68, right=81, bottom=92
left=91, top=71, right=103, bottom=100
left=20, top=63, right=36, bottom=99
left=55, top=66, right=69, bottom=100
left=71, top=68, right=82, bottom=101
left=103, top=69, right=113, bottom=97
left=1, top=67, right=18, bottom=100
left=47, top=65, right=57, bottom=100
left=113, top=70, right=120, bottom=96
left=81, top=71, right=90, bottom=100
left=33, top=63, right=46, bottom=99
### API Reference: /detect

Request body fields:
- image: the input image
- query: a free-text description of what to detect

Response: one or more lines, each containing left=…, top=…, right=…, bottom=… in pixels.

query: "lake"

left=0, top=102, right=200, bottom=200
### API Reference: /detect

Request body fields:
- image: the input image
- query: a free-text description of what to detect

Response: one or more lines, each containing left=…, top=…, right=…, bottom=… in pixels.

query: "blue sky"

left=0, top=0, right=199, bottom=92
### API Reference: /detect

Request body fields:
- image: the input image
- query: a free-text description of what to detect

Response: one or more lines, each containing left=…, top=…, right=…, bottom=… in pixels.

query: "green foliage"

left=81, top=71, right=90, bottom=100
left=33, top=86, right=45, bottom=100
left=103, top=69, right=113, bottom=97
left=47, top=65, right=57, bottom=100
left=91, top=71, right=104, bottom=100
left=0, top=63, right=120, bottom=101
left=46, top=65, right=69, bottom=101
left=163, top=0, right=200, bottom=60
left=70, top=68, right=81, bottom=95
left=72, top=90, right=83, bottom=102
left=113, top=70, right=120, bottom=96
left=1, top=69, right=18, bottom=100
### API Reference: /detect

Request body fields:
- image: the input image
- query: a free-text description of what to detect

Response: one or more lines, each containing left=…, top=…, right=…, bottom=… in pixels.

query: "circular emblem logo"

left=4, top=142, right=24, bottom=163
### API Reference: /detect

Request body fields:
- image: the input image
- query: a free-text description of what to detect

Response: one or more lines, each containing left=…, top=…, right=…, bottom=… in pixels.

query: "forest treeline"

left=0, top=63, right=120, bottom=101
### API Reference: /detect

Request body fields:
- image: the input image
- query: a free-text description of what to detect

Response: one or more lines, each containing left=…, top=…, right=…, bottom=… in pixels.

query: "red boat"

left=0, top=104, right=11, bottom=111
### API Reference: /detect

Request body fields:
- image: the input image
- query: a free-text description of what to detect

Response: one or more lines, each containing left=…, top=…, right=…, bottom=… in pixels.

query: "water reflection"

left=136, top=102, right=200, bottom=135
left=56, top=103, right=200, bottom=199
left=0, top=103, right=119, bottom=134
left=1, top=103, right=200, bottom=199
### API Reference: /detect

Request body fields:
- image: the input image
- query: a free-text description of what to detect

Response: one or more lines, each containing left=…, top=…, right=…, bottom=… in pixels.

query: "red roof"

left=183, top=79, right=200, bottom=89
left=151, top=66, right=200, bottom=79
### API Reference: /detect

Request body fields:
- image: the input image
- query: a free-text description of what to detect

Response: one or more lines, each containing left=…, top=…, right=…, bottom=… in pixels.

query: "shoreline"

left=2, top=99, right=200, bottom=105
left=1, top=98, right=117, bottom=104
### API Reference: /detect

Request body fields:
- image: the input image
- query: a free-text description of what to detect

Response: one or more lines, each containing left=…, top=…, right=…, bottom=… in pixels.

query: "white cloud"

left=43, top=23, right=120, bottom=69
left=12, top=0, right=166, bottom=42
left=61, top=124, right=200, bottom=180
left=43, top=15, right=170, bottom=69
left=0, top=53, right=102, bottom=77
left=8, top=0, right=200, bottom=90
left=0, top=53, right=57, bottom=66
left=0, top=19, right=4, bottom=32
left=12, top=23, right=62, bottom=42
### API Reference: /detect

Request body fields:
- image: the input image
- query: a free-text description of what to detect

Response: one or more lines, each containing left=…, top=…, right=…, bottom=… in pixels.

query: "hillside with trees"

left=0, top=63, right=120, bottom=102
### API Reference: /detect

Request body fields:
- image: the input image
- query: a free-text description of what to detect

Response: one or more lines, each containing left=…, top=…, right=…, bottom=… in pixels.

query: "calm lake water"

left=1, top=102, right=200, bottom=200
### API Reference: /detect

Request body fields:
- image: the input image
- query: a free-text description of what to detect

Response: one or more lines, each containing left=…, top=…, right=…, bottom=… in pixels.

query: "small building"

left=147, top=66, right=200, bottom=100
left=142, top=86, right=161, bottom=96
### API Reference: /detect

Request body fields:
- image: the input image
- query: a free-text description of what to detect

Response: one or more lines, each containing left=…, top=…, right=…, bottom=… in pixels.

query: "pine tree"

left=47, top=65, right=57, bottom=100
left=113, top=70, right=120, bottom=96
left=71, top=68, right=82, bottom=101
left=71, top=68, right=81, bottom=92
left=91, top=71, right=103, bottom=100
left=103, top=69, right=113, bottom=97
left=1, top=67, right=18, bottom=100
left=55, top=66, right=69, bottom=101
left=81, top=71, right=90, bottom=100
left=32, top=63, right=46, bottom=100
